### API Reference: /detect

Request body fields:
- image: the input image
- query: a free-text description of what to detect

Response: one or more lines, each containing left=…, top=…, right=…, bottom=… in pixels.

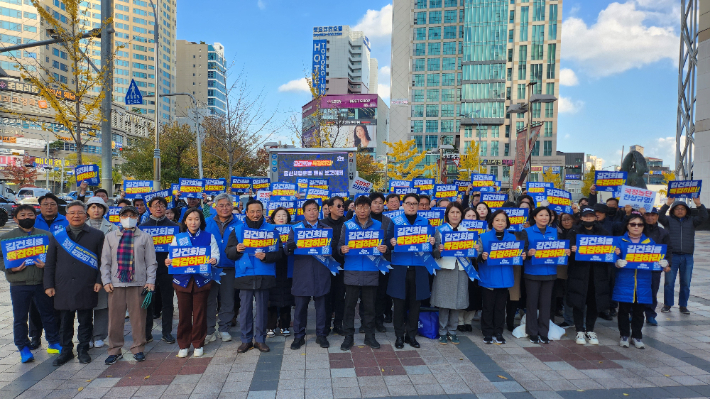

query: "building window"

left=532, top=141, right=540, bottom=156
left=491, top=141, right=499, bottom=156
left=414, top=28, right=426, bottom=40
left=545, top=102, right=554, bottom=117
left=490, top=166, right=498, bottom=179
left=429, top=27, right=441, bottom=40
left=509, top=10, right=515, bottom=23
left=548, top=4, right=558, bottom=39
left=531, top=25, right=544, bottom=60
left=430, top=0, right=442, bottom=7
left=504, top=143, right=510, bottom=156
left=414, top=58, right=426, bottom=71
left=531, top=64, right=543, bottom=92
left=547, top=43, right=556, bottom=78
left=414, top=135, right=423, bottom=150
left=516, top=121, right=525, bottom=133
left=480, top=141, right=488, bottom=157
left=415, top=12, right=426, bottom=24
left=442, top=57, right=456, bottom=70
left=425, top=135, right=438, bottom=150
left=414, top=43, right=426, bottom=56
left=491, top=126, right=500, bottom=138
left=544, top=121, right=552, bottom=137
left=517, top=84, right=525, bottom=100
left=507, top=68, right=512, bottom=81
left=505, top=125, right=510, bottom=138
left=441, top=120, right=454, bottom=132
left=413, top=74, right=425, bottom=87
left=428, top=42, right=441, bottom=55
left=443, top=41, right=456, bottom=54
left=533, top=0, right=545, bottom=21
left=519, top=6, right=529, bottom=41
left=464, top=126, right=473, bottom=138
left=429, top=11, right=442, bottom=24
left=503, top=166, right=510, bottom=178
left=444, top=0, right=457, bottom=7
left=532, top=103, right=541, bottom=118
left=441, top=104, right=454, bottom=117
left=444, top=10, right=457, bottom=23
left=544, top=140, right=552, bottom=156
left=416, top=0, right=427, bottom=8
left=518, top=45, right=527, bottom=79
left=411, top=105, right=424, bottom=117
left=508, top=29, right=514, bottom=43
left=427, top=58, right=440, bottom=71
left=413, top=90, right=425, bottom=101
left=426, top=89, right=440, bottom=102
left=477, top=126, right=487, bottom=139
left=442, top=73, right=455, bottom=86
left=444, top=26, right=456, bottom=39
left=427, top=73, right=440, bottom=86
left=411, top=120, right=423, bottom=133
left=546, top=82, right=554, bottom=95
left=442, top=88, right=457, bottom=101
left=426, top=104, right=439, bottom=117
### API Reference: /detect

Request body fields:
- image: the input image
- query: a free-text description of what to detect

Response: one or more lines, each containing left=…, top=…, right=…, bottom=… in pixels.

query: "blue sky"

left=177, top=0, right=682, bottom=168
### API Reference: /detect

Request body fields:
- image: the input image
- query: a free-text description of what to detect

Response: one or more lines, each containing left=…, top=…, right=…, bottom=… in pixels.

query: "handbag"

left=417, top=307, right=439, bottom=339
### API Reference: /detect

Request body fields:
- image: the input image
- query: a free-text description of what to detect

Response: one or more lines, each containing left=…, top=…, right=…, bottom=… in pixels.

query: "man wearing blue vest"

left=338, top=196, right=390, bottom=351
left=204, top=193, right=241, bottom=344
left=387, top=193, right=436, bottom=349
left=29, top=193, right=68, bottom=349
left=226, top=199, right=282, bottom=353
left=286, top=199, right=334, bottom=350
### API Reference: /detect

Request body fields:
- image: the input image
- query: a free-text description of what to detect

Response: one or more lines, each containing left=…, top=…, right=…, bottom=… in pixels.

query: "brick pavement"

left=1, top=231, right=710, bottom=398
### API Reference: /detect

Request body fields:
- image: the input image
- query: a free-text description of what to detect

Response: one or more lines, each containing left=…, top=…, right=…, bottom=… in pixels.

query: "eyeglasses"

left=628, top=223, right=644, bottom=228
left=333, top=204, right=344, bottom=208
left=67, top=211, right=85, bottom=216
left=151, top=204, right=166, bottom=209
left=404, top=202, right=419, bottom=206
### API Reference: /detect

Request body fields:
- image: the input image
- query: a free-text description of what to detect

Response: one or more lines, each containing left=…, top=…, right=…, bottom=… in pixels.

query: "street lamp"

left=148, top=0, right=161, bottom=189
left=428, top=144, right=455, bottom=183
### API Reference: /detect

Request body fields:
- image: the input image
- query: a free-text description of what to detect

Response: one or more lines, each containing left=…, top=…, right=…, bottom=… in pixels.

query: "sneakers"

left=661, top=306, right=671, bottom=313
left=105, top=353, right=123, bottom=365
left=575, top=332, right=587, bottom=345
left=483, top=336, right=493, bottom=344
left=493, top=335, right=505, bottom=345
left=630, top=338, right=645, bottom=349
left=20, top=347, right=34, bottom=363
left=89, top=341, right=94, bottom=349
left=281, top=328, right=291, bottom=336
left=146, top=335, right=153, bottom=343
left=94, top=339, right=105, bottom=348
left=438, top=336, right=448, bottom=345
left=647, top=317, right=658, bottom=326
left=341, top=335, right=354, bottom=351
left=586, top=332, right=599, bottom=345
left=620, top=336, right=630, bottom=348
left=559, top=321, right=571, bottom=328
left=449, top=334, right=460, bottom=344
left=193, top=347, right=204, bottom=357
left=162, top=334, right=176, bottom=344
left=539, top=336, right=550, bottom=344
left=134, top=352, right=146, bottom=362
left=316, top=336, right=330, bottom=348
left=529, top=335, right=540, bottom=344
left=220, top=332, right=232, bottom=342
left=266, top=329, right=275, bottom=338
left=47, top=343, right=62, bottom=354
left=364, top=335, right=380, bottom=349
left=680, top=307, right=690, bottom=315
left=204, top=333, right=216, bottom=345
left=177, top=349, right=189, bottom=358
left=290, top=337, right=305, bottom=350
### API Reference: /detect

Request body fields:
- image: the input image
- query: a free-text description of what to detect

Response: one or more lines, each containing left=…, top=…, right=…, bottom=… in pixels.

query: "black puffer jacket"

left=658, top=201, right=708, bottom=254
left=644, top=222, right=673, bottom=264
left=566, top=224, right=612, bottom=311
left=320, top=215, right=345, bottom=265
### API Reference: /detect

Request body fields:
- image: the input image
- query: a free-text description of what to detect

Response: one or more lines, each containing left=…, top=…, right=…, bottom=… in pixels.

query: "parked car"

left=0, top=195, right=14, bottom=227
left=17, top=187, right=51, bottom=202
left=66, top=190, right=94, bottom=201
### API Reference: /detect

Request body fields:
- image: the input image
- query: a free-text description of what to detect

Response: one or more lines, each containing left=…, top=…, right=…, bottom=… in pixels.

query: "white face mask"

left=120, top=217, right=138, bottom=229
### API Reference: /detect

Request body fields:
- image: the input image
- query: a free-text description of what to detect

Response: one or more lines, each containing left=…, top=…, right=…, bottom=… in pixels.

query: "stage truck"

left=267, top=147, right=358, bottom=194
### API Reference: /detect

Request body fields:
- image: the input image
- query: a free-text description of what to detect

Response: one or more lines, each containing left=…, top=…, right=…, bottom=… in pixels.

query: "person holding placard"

left=100, top=206, right=158, bottom=364
left=478, top=210, right=524, bottom=344
left=458, top=207, right=483, bottom=332
left=432, top=202, right=474, bottom=345
left=554, top=212, right=576, bottom=329
left=566, top=208, right=612, bottom=345
left=658, top=197, right=707, bottom=315
left=166, top=208, right=220, bottom=358
left=338, top=195, right=390, bottom=350
left=387, top=193, right=436, bottom=349
left=140, top=196, right=180, bottom=344
left=266, top=208, right=295, bottom=337
left=613, top=214, right=670, bottom=349
left=226, top=199, right=282, bottom=353
left=641, top=208, right=672, bottom=326
left=370, top=193, right=394, bottom=331
left=1, top=205, right=61, bottom=363
left=321, top=196, right=347, bottom=337
left=517, top=207, right=570, bottom=344
left=44, top=201, right=104, bottom=366
left=286, top=199, right=334, bottom=350
left=85, top=197, right=116, bottom=349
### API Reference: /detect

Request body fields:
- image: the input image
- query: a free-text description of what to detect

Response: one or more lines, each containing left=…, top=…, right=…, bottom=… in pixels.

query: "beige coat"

left=100, top=228, right=158, bottom=287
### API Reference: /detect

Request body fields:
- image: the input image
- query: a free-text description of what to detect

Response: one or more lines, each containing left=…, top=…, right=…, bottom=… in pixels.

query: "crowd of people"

left=0, top=181, right=706, bottom=367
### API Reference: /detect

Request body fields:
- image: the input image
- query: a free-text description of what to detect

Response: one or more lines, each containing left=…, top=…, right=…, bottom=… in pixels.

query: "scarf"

left=116, top=228, right=136, bottom=282
left=89, top=218, right=103, bottom=229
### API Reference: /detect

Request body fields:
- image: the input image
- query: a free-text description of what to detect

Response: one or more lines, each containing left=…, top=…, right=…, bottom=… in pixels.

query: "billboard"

left=322, top=94, right=378, bottom=109
left=343, top=124, right=376, bottom=151
left=312, top=40, right=327, bottom=96
left=270, top=150, right=355, bottom=193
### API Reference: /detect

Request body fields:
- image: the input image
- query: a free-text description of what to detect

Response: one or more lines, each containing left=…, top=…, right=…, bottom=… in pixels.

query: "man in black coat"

left=44, top=201, right=104, bottom=366
left=320, top=196, right=346, bottom=336
left=642, top=207, right=673, bottom=325
left=370, top=193, right=393, bottom=331
left=286, top=199, right=334, bottom=350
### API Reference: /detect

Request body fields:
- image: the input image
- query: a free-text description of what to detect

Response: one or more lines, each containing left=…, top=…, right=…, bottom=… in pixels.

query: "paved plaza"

left=2, top=226, right=710, bottom=398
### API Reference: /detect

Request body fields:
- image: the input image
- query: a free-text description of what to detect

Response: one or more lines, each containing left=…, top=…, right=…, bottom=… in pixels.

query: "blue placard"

left=294, top=228, right=333, bottom=255
left=619, top=242, right=667, bottom=271
left=667, top=180, right=702, bottom=199
left=345, top=229, right=384, bottom=256
left=168, top=246, right=211, bottom=274
left=460, top=220, right=487, bottom=234
left=393, top=186, right=419, bottom=199
left=454, top=180, right=470, bottom=194
left=595, top=171, right=627, bottom=192
left=271, top=182, right=298, bottom=201
left=139, top=226, right=178, bottom=252
left=266, top=200, right=296, bottom=218
left=274, top=225, right=292, bottom=245
left=125, top=79, right=143, bottom=105
left=144, top=189, right=174, bottom=209
left=433, top=184, right=457, bottom=200
left=75, top=164, right=99, bottom=186
left=242, top=229, right=279, bottom=254
left=204, top=178, right=227, bottom=195
left=305, top=187, right=329, bottom=201
left=484, top=240, right=524, bottom=266
left=307, top=178, right=329, bottom=190
left=123, top=180, right=153, bottom=199
left=526, top=182, right=554, bottom=195
left=440, top=230, right=478, bottom=257
left=413, top=178, right=435, bottom=195
left=1, top=235, right=48, bottom=268
left=492, top=208, right=529, bottom=232
left=478, top=186, right=497, bottom=192
left=230, top=177, right=251, bottom=194
left=532, top=240, right=569, bottom=266
left=482, top=193, right=507, bottom=208
left=394, top=225, right=433, bottom=252
left=170, top=183, right=180, bottom=196
left=576, top=235, right=618, bottom=263
left=251, top=178, right=270, bottom=191
left=418, top=209, right=445, bottom=228
left=330, top=191, right=349, bottom=200
left=566, top=174, right=581, bottom=180
left=471, top=173, right=496, bottom=188
left=389, top=180, right=412, bottom=192
left=106, top=206, right=121, bottom=225
left=383, top=210, right=404, bottom=219
left=545, top=188, right=573, bottom=214
left=179, top=178, right=204, bottom=198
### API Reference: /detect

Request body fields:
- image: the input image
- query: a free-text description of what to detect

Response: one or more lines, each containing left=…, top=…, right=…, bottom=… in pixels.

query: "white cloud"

left=353, top=4, right=392, bottom=39
left=558, top=97, right=584, bottom=114
left=648, top=136, right=687, bottom=163
left=562, top=1, right=678, bottom=77
left=377, top=83, right=390, bottom=100
left=559, top=69, right=579, bottom=86
left=257, top=0, right=265, bottom=10
left=379, top=66, right=391, bottom=81
left=564, top=134, right=570, bottom=139
left=278, top=78, right=309, bottom=93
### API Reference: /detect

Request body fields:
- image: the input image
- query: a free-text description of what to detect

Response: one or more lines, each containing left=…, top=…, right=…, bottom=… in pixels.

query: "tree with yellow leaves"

left=384, top=139, right=437, bottom=181
left=542, top=168, right=563, bottom=189
left=457, top=142, right=482, bottom=180
left=288, top=72, right=348, bottom=148
left=658, top=171, right=676, bottom=196
left=581, top=166, right=596, bottom=197
left=355, top=151, right=386, bottom=191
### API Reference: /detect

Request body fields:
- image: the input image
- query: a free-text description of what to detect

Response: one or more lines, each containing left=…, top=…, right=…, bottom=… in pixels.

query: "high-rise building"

left=175, top=40, right=226, bottom=117
left=585, top=154, right=603, bottom=171
left=390, top=0, right=564, bottom=185
left=312, top=25, right=378, bottom=95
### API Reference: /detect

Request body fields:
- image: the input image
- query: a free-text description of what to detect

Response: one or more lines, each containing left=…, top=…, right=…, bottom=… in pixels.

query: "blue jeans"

left=664, top=254, right=694, bottom=307
left=238, top=289, right=269, bottom=343
left=11, top=284, right=60, bottom=350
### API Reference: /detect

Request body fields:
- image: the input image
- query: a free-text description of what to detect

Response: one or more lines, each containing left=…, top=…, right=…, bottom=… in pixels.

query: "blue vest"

left=342, top=217, right=382, bottom=273
left=205, top=215, right=241, bottom=269
left=523, top=225, right=559, bottom=276
left=35, top=213, right=68, bottom=235
left=612, top=233, right=654, bottom=305
left=232, top=219, right=278, bottom=278
left=172, top=230, right=213, bottom=288
left=478, top=230, right=516, bottom=289
left=390, top=214, right=433, bottom=266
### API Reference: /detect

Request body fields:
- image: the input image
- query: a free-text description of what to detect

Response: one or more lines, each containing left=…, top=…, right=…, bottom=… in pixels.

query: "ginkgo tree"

left=384, top=139, right=437, bottom=181
left=542, top=168, right=563, bottom=189
left=457, top=142, right=482, bottom=180
left=581, top=166, right=596, bottom=197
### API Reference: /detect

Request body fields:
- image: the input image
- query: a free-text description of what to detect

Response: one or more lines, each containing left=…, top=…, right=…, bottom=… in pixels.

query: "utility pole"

left=148, top=0, right=161, bottom=190
left=100, top=0, right=114, bottom=196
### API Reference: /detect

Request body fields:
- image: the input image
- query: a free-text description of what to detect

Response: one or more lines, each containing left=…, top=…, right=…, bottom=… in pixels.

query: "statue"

left=620, top=150, right=649, bottom=189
